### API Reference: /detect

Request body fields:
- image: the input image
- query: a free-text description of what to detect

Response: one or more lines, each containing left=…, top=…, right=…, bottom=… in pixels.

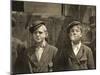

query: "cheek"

left=69, top=33, right=82, bottom=40
left=32, top=34, right=38, bottom=40
left=69, top=33, right=74, bottom=39
left=79, top=34, right=82, bottom=37
left=33, top=34, right=36, bottom=37
left=78, top=32, right=82, bottom=37
left=41, top=33, right=46, bottom=38
left=69, top=32, right=74, bottom=37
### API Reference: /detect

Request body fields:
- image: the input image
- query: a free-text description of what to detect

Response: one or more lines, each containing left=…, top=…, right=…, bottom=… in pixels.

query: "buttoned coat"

left=54, top=43, right=95, bottom=71
left=14, top=42, right=58, bottom=74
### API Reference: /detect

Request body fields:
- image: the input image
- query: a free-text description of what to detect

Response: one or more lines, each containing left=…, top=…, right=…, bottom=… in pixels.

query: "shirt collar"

left=71, top=41, right=81, bottom=50
left=34, top=40, right=46, bottom=48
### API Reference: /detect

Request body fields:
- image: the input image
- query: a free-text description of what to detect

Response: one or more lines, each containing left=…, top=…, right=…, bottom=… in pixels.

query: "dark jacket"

left=54, top=43, right=95, bottom=71
left=14, top=42, right=57, bottom=74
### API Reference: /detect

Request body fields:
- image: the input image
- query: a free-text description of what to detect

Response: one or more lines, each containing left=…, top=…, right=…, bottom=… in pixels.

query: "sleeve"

left=53, top=48, right=68, bottom=72
left=14, top=44, right=30, bottom=74
left=87, top=47, right=95, bottom=69
left=48, top=47, right=58, bottom=72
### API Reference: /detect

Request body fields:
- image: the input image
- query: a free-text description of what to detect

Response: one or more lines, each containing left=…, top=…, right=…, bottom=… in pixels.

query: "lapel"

left=39, top=43, right=50, bottom=65
left=27, top=46, right=38, bottom=65
left=66, top=43, right=76, bottom=59
left=27, top=42, right=50, bottom=66
left=63, top=43, right=85, bottom=64
left=76, top=44, right=84, bottom=59
left=66, top=43, right=84, bottom=59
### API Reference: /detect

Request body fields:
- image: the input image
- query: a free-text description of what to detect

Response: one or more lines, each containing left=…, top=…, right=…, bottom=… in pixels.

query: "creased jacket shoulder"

left=14, top=43, right=58, bottom=74
left=54, top=43, right=95, bottom=71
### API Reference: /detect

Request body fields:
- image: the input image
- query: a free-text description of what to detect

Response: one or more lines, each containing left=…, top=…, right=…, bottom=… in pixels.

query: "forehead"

left=34, top=25, right=47, bottom=32
left=70, top=25, right=81, bottom=30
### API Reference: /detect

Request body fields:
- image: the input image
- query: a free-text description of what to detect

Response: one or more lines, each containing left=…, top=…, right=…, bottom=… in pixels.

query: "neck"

left=35, top=40, right=46, bottom=47
left=72, top=40, right=81, bottom=45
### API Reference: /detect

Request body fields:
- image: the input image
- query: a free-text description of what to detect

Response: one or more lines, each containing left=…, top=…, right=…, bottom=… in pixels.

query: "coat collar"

left=64, top=43, right=85, bottom=60
left=27, top=42, right=50, bottom=65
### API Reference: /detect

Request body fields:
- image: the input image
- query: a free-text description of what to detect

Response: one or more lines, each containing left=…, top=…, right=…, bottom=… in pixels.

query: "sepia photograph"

left=11, top=0, right=96, bottom=74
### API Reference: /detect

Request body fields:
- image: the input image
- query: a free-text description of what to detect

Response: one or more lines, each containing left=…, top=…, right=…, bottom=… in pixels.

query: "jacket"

left=14, top=42, right=58, bottom=74
left=54, top=43, right=94, bottom=71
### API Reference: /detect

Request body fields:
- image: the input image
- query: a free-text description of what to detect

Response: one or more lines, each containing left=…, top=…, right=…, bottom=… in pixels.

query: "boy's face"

left=69, top=25, right=82, bottom=42
left=32, top=25, right=48, bottom=43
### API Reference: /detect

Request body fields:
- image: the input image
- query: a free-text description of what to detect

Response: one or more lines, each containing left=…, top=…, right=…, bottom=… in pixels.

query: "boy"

left=55, top=21, right=95, bottom=71
left=15, top=20, right=58, bottom=74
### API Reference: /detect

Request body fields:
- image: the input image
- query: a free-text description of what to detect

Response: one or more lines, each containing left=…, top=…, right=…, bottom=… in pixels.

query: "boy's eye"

left=39, top=32, right=42, bottom=34
left=76, top=30, right=80, bottom=32
left=34, top=31, right=43, bottom=34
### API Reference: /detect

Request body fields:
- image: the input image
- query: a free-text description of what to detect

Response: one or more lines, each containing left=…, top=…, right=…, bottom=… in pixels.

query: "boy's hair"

left=67, top=21, right=82, bottom=33
left=29, top=20, right=46, bottom=34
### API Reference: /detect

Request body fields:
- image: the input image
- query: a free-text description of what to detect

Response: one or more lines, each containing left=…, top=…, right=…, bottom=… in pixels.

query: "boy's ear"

left=45, top=32, right=48, bottom=38
left=80, top=33, right=82, bottom=37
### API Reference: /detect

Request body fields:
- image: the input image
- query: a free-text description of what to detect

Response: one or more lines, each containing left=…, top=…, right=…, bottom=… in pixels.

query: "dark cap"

left=29, top=20, right=46, bottom=33
left=67, top=21, right=82, bottom=33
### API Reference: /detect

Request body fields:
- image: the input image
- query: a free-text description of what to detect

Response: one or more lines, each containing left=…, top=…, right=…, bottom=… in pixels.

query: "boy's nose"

left=36, top=33, right=40, bottom=36
left=73, top=31, right=77, bottom=35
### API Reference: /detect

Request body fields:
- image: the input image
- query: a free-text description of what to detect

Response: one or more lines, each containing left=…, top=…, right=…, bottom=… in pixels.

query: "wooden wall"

left=12, top=2, right=96, bottom=46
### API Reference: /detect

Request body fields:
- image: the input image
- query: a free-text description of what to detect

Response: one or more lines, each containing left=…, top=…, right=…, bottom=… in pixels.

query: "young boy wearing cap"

left=67, top=21, right=94, bottom=70
left=55, top=21, right=95, bottom=71
left=14, top=20, right=58, bottom=74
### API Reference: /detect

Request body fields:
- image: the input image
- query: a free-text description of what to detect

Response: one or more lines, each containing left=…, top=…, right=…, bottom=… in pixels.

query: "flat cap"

left=67, top=21, right=81, bottom=33
left=29, top=20, right=45, bottom=33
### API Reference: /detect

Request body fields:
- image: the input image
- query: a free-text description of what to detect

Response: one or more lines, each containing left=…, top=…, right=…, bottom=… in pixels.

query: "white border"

left=0, top=0, right=100, bottom=75
left=14, top=0, right=97, bottom=5
left=0, top=0, right=10, bottom=75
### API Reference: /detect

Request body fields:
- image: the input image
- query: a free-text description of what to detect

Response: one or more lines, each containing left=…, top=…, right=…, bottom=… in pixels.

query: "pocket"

left=80, top=58, right=87, bottom=61
left=48, top=62, right=53, bottom=72
left=80, top=57, right=87, bottom=68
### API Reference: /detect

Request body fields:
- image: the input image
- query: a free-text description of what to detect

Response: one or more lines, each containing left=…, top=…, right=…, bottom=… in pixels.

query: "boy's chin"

left=34, top=40, right=41, bottom=43
left=72, top=40, right=80, bottom=44
left=71, top=39, right=81, bottom=43
left=70, top=37, right=81, bottom=41
left=35, top=40, right=43, bottom=43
